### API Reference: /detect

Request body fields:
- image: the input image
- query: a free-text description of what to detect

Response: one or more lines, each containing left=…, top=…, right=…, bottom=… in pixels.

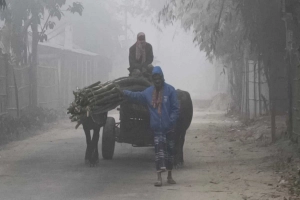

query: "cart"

left=101, top=101, right=153, bottom=159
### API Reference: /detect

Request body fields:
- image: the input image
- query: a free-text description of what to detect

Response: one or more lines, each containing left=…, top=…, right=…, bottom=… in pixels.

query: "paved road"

left=0, top=110, right=286, bottom=200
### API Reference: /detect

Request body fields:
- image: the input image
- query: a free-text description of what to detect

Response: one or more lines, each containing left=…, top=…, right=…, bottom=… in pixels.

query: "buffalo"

left=174, top=89, right=193, bottom=167
left=82, top=112, right=107, bottom=166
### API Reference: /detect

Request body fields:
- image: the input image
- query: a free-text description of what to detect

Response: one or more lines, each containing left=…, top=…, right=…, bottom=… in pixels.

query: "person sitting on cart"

left=128, top=32, right=154, bottom=77
left=120, top=66, right=179, bottom=187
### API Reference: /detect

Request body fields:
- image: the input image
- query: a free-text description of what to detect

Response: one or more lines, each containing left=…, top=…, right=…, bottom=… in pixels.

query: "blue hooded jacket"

left=123, top=66, right=179, bottom=132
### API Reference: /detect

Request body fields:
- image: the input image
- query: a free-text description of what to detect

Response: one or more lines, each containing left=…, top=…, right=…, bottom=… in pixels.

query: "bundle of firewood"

left=67, top=77, right=151, bottom=128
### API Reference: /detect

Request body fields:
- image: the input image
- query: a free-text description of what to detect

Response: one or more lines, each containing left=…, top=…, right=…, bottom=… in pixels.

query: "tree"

left=159, top=0, right=246, bottom=113
left=116, top=0, right=167, bottom=43
left=0, top=0, right=83, bottom=107
left=68, top=0, right=123, bottom=57
left=0, top=0, right=6, bottom=9
left=160, top=0, right=287, bottom=142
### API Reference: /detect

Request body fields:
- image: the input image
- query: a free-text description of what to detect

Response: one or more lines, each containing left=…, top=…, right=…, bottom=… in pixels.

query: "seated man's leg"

left=131, top=69, right=142, bottom=78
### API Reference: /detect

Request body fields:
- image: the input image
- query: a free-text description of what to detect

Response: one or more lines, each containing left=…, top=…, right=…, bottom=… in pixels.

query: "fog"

left=1, top=1, right=293, bottom=199
left=113, top=16, right=216, bottom=99
left=42, top=0, right=218, bottom=100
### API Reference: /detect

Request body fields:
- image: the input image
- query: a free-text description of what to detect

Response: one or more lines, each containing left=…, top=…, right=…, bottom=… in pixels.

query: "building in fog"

left=37, top=24, right=112, bottom=109
left=0, top=24, right=112, bottom=117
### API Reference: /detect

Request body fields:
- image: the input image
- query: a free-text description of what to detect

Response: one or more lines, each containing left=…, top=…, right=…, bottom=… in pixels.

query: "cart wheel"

left=102, top=117, right=115, bottom=160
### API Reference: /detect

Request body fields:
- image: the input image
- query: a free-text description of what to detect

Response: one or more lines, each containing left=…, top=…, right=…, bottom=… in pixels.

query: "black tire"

left=102, top=117, right=116, bottom=159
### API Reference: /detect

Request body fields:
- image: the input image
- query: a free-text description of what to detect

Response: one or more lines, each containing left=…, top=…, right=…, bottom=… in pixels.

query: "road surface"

left=0, top=110, right=286, bottom=200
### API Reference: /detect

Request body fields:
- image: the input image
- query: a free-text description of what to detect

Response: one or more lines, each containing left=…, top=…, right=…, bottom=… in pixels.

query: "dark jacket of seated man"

left=128, top=32, right=154, bottom=76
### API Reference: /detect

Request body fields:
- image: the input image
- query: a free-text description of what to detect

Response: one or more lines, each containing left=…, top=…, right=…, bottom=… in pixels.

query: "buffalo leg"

left=174, top=129, right=181, bottom=167
left=179, top=130, right=186, bottom=164
left=89, top=126, right=100, bottom=166
left=84, top=128, right=92, bottom=163
left=174, top=128, right=186, bottom=166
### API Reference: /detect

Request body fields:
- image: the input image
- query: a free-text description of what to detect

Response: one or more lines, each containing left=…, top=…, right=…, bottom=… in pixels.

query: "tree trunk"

left=287, top=50, right=293, bottom=139
left=270, top=94, right=277, bottom=143
left=12, top=65, right=20, bottom=117
left=258, top=59, right=262, bottom=115
left=263, top=51, right=276, bottom=142
left=4, top=54, right=9, bottom=113
left=270, top=51, right=277, bottom=143
left=30, top=2, right=39, bottom=108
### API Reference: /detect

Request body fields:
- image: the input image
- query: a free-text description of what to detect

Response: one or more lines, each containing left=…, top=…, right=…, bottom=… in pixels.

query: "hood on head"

left=152, top=66, right=164, bottom=80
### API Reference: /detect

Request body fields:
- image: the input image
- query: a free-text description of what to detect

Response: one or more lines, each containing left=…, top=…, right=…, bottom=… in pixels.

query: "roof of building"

left=38, top=42, right=98, bottom=56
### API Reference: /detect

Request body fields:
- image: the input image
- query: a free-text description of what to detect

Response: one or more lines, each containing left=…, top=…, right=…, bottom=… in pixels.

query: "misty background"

left=46, top=0, right=217, bottom=100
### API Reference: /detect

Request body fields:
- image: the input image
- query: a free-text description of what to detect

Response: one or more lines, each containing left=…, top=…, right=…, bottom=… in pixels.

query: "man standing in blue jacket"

left=121, top=66, right=179, bottom=187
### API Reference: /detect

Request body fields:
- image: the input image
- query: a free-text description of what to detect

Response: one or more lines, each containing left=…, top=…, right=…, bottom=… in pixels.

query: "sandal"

left=167, top=178, right=176, bottom=184
left=154, top=180, right=162, bottom=187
